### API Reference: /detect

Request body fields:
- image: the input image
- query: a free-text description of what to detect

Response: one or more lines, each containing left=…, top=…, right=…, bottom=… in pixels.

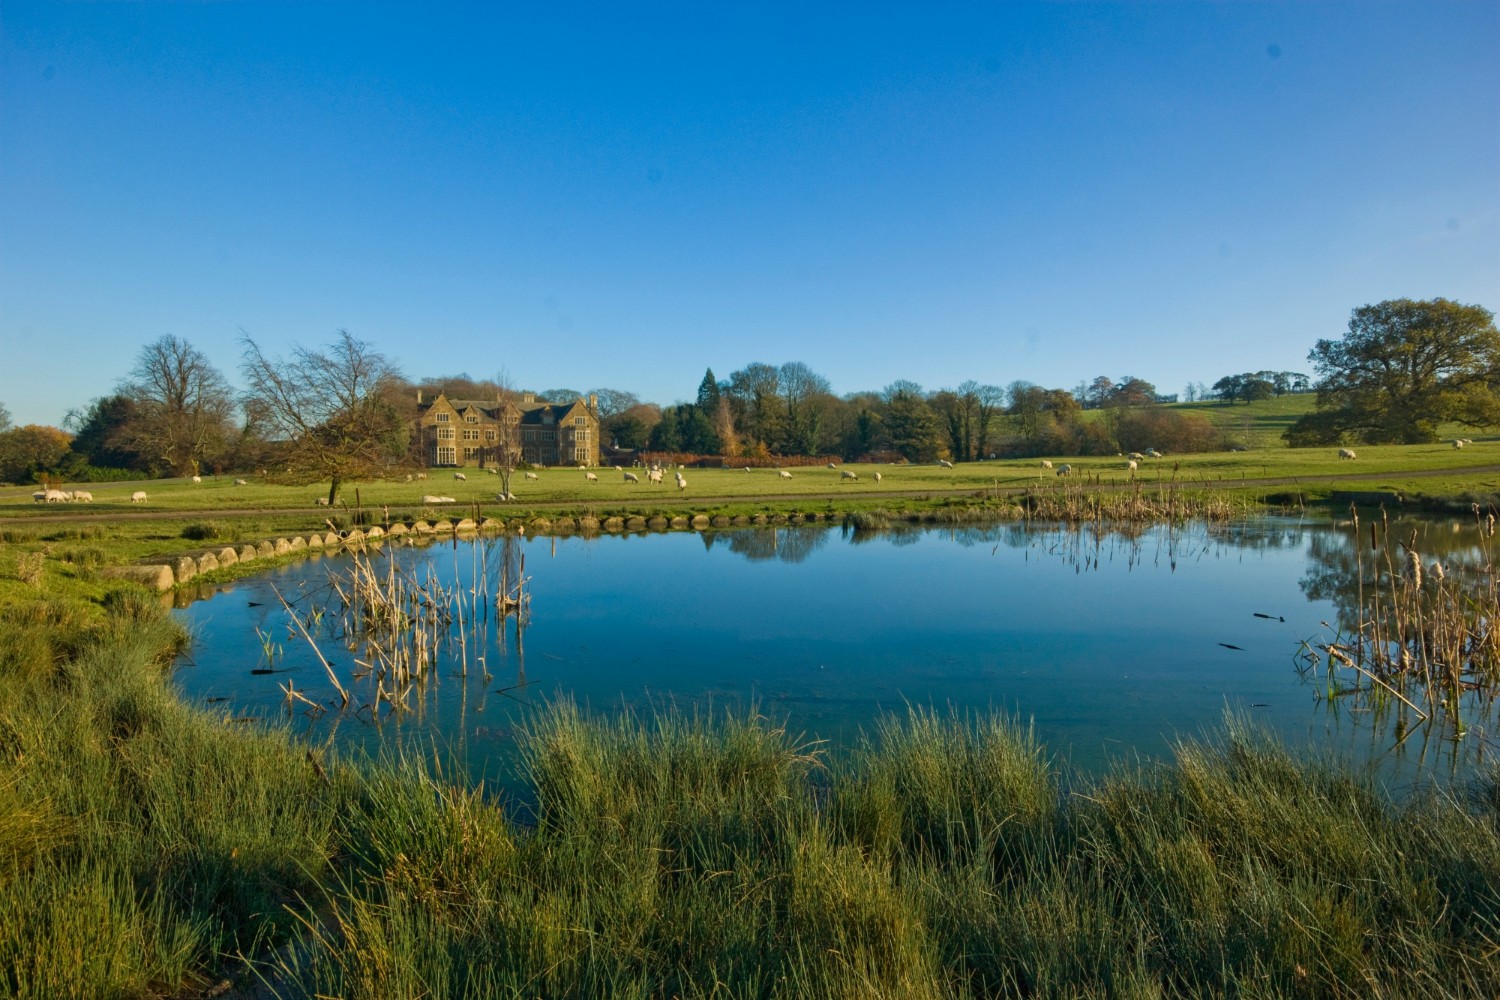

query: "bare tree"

left=118, top=335, right=235, bottom=476
left=240, top=330, right=407, bottom=505
left=0, top=401, right=11, bottom=433
left=490, top=369, right=524, bottom=498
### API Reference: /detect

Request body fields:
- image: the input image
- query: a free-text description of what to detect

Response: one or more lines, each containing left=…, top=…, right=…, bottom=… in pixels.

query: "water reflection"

left=171, top=516, right=1500, bottom=787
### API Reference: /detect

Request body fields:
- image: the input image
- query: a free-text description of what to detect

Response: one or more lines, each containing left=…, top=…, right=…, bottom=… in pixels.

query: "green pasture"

left=3, top=440, right=1499, bottom=519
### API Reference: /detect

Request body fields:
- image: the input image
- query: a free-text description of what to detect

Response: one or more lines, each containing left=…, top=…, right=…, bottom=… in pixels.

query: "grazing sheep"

left=624, top=471, right=639, bottom=483
left=131, top=491, right=148, bottom=503
left=315, top=497, right=330, bottom=506
left=1338, top=448, right=1357, bottom=460
left=234, top=478, right=247, bottom=486
left=1454, top=439, right=1465, bottom=449
left=827, top=462, right=838, bottom=469
left=453, top=472, right=467, bottom=481
left=1041, top=460, right=1053, bottom=469
left=938, top=459, right=953, bottom=468
left=779, top=470, right=793, bottom=479
left=72, top=491, right=93, bottom=502
left=578, top=465, right=587, bottom=471
left=585, top=472, right=598, bottom=482
left=1126, top=460, right=1138, bottom=472
left=192, top=475, right=202, bottom=483
left=675, top=472, right=687, bottom=491
left=1144, top=448, right=1162, bottom=458
left=524, top=471, right=539, bottom=481
left=873, top=471, right=882, bottom=482
left=1055, top=464, right=1072, bottom=477
left=415, top=472, right=427, bottom=480
left=840, top=469, right=858, bottom=481
left=648, top=468, right=663, bottom=484
left=487, top=467, right=499, bottom=474
left=421, top=495, right=457, bottom=504
left=744, top=466, right=752, bottom=473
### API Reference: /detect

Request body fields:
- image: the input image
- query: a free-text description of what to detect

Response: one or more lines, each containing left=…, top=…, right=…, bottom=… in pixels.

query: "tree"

left=1106, top=376, right=1157, bottom=408
left=1286, top=298, right=1500, bottom=445
left=0, top=401, right=10, bottom=432
left=778, top=362, right=831, bottom=455
left=240, top=330, right=408, bottom=504
left=879, top=381, right=941, bottom=462
left=695, top=369, right=721, bottom=412
left=725, top=363, right=784, bottom=449
left=1085, top=376, right=1115, bottom=409
left=118, top=335, right=236, bottom=476
left=64, top=394, right=147, bottom=471
left=0, top=425, right=72, bottom=484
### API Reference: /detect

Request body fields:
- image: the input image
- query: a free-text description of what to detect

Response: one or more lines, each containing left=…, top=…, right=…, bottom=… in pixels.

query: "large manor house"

left=412, top=391, right=601, bottom=469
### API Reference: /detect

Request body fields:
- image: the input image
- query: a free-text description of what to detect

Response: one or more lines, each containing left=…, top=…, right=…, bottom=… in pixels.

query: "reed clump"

left=1020, top=479, right=1255, bottom=524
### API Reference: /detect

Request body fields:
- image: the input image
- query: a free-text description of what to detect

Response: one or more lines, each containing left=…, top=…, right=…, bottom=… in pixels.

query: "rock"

left=690, top=514, right=710, bottom=528
left=196, top=552, right=220, bottom=574
left=106, top=564, right=174, bottom=591
left=454, top=518, right=477, bottom=532
left=237, top=545, right=258, bottom=563
left=216, top=547, right=238, bottom=567
left=289, top=536, right=307, bottom=551
left=273, top=538, right=292, bottom=555
left=257, top=541, right=275, bottom=559
left=625, top=516, right=647, bottom=530
left=305, top=533, right=324, bottom=548
left=365, top=525, right=385, bottom=538
left=603, top=516, right=625, bottom=531
left=174, top=556, right=198, bottom=584
left=387, top=522, right=409, bottom=536
left=432, top=520, right=453, bottom=532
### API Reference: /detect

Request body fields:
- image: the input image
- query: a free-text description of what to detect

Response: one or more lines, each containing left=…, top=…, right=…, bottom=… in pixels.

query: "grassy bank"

left=2, top=561, right=1499, bottom=996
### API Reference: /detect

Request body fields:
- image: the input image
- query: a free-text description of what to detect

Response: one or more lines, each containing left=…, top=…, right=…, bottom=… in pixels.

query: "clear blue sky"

left=2, top=2, right=1496, bottom=427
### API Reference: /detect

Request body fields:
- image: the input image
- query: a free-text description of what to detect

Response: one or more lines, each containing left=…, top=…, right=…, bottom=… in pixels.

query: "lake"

left=172, top=515, right=1499, bottom=788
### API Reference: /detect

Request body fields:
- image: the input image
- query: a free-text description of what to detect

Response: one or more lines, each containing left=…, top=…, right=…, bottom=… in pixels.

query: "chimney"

left=416, top=389, right=424, bottom=405
left=523, top=392, right=535, bottom=403
left=589, top=393, right=597, bottom=411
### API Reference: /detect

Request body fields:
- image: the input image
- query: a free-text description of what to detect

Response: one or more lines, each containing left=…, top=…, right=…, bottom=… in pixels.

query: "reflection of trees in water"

left=721, top=526, right=832, bottom=564
left=1299, top=515, right=1493, bottom=631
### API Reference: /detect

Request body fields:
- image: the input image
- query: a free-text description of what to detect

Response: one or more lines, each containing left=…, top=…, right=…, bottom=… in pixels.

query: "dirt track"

left=5, top=464, right=1499, bottom=527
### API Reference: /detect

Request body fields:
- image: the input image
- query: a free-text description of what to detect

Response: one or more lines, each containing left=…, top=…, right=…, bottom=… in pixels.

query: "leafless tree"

left=118, top=335, right=235, bottom=476
left=488, top=368, right=525, bottom=498
left=240, top=330, right=407, bottom=505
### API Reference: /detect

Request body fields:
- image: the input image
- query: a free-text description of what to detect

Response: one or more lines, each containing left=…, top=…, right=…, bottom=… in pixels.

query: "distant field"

left=1169, top=394, right=1317, bottom=448
left=4, top=439, right=1500, bottom=520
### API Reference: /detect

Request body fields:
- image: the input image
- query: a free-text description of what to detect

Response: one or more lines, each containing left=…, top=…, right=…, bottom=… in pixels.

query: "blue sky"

left=2, top=2, right=1496, bottom=428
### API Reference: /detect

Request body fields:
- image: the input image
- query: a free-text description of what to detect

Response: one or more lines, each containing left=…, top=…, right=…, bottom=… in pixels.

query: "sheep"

left=487, top=467, right=499, bottom=474
left=524, top=471, right=539, bottom=481
left=585, top=472, right=598, bottom=482
left=938, top=459, right=954, bottom=468
left=1055, top=464, right=1072, bottom=477
left=827, top=462, right=838, bottom=470
left=1454, top=439, right=1466, bottom=449
left=778, top=470, right=793, bottom=480
left=675, top=472, right=687, bottom=491
left=873, top=471, right=882, bottom=482
left=744, top=466, right=752, bottom=473
left=31, top=491, right=46, bottom=502
left=72, top=491, right=93, bottom=502
left=1040, top=460, right=1053, bottom=469
left=315, top=497, right=330, bottom=506
left=1144, top=448, right=1162, bottom=458
left=496, top=492, right=516, bottom=501
left=1126, top=460, right=1138, bottom=472
left=421, top=494, right=457, bottom=504
left=415, top=472, right=427, bottom=480
left=234, top=478, right=247, bottom=486
left=453, top=472, right=467, bottom=481
left=648, top=468, right=663, bottom=484
left=840, top=469, right=858, bottom=481
left=1127, top=452, right=1145, bottom=461
left=624, top=471, right=639, bottom=483
left=578, top=465, right=587, bottom=471
left=192, top=475, right=202, bottom=483
left=131, top=491, right=148, bottom=503
left=1338, top=448, right=1357, bottom=460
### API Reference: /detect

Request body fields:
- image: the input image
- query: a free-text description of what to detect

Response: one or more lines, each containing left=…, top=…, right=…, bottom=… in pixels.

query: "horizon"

left=3, top=2, right=1497, bottom=427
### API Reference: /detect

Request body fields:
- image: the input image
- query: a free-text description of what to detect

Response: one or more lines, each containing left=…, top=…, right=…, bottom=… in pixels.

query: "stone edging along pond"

left=104, top=509, right=852, bottom=592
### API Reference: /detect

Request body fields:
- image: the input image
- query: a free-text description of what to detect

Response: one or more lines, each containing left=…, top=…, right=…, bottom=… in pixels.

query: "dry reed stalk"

left=270, top=582, right=349, bottom=708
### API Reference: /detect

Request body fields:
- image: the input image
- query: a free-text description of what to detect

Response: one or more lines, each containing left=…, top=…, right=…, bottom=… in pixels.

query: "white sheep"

left=624, top=471, right=639, bottom=483
left=72, top=490, right=93, bottom=502
left=585, top=472, right=598, bottom=482
left=1144, top=448, right=1162, bottom=458
left=1453, top=439, right=1465, bottom=449
left=873, top=471, right=882, bottom=482
left=31, top=491, right=46, bottom=502
left=1055, top=464, right=1072, bottom=477
left=938, top=459, right=954, bottom=468
left=779, top=470, right=793, bottom=479
left=453, top=472, right=467, bottom=481
left=131, top=491, right=148, bottom=503
left=827, top=462, right=838, bottom=470
left=1126, top=460, right=1138, bottom=472
left=421, top=494, right=456, bottom=504
left=675, top=472, right=687, bottom=491
left=1338, top=448, right=1357, bottom=460
left=234, top=478, right=247, bottom=486
left=1127, top=452, right=1145, bottom=461
left=487, top=467, right=499, bottom=474
left=524, top=471, right=539, bottom=481
left=415, top=472, right=427, bottom=480
left=192, top=475, right=202, bottom=483
left=648, top=468, right=663, bottom=484
left=315, top=497, right=330, bottom=506
left=840, top=469, right=858, bottom=481
left=1041, top=460, right=1053, bottom=469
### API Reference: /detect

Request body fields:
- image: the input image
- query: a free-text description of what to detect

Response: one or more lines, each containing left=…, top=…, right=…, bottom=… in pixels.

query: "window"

left=463, top=429, right=480, bottom=441
left=465, top=414, right=479, bottom=424
left=437, top=446, right=455, bottom=465
left=438, top=427, right=454, bottom=440
left=574, top=416, right=586, bottom=426
left=463, top=447, right=479, bottom=459
left=436, top=412, right=450, bottom=423
left=485, top=430, right=495, bottom=441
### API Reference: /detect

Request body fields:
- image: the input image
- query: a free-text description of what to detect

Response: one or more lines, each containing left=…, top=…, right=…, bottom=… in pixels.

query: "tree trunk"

left=327, top=479, right=340, bottom=506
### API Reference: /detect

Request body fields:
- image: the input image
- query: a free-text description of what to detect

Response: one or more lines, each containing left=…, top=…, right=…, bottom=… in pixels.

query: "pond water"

left=172, top=515, right=1499, bottom=788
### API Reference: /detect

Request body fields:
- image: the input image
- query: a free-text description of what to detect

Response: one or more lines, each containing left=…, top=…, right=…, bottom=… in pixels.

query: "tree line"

left=2, top=297, right=1494, bottom=487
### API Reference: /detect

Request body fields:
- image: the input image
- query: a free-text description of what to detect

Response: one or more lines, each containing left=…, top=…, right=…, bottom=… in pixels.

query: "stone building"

left=412, top=391, right=600, bottom=468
